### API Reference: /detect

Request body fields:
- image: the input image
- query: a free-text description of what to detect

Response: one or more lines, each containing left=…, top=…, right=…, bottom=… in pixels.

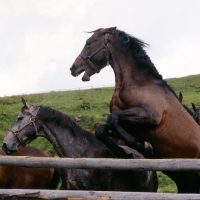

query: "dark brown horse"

left=192, top=103, right=200, bottom=125
left=2, top=98, right=158, bottom=192
left=178, top=92, right=194, bottom=116
left=0, top=145, right=60, bottom=189
left=178, top=93, right=200, bottom=125
left=70, top=27, right=200, bottom=193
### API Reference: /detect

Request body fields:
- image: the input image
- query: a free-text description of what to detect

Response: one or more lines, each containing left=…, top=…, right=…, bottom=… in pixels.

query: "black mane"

left=113, top=29, right=162, bottom=79
left=112, top=28, right=178, bottom=98
left=36, top=106, right=101, bottom=145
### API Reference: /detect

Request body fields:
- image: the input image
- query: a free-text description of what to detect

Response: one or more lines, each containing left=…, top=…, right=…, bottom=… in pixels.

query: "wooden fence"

left=1, top=156, right=200, bottom=200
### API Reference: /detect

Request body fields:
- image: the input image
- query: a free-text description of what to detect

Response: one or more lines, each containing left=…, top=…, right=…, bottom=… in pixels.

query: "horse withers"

left=2, top=98, right=158, bottom=192
left=70, top=27, right=200, bottom=193
left=0, top=145, right=60, bottom=189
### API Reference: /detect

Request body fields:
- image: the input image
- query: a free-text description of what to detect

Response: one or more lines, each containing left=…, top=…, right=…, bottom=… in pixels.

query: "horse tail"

left=48, top=168, right=61, bottom=189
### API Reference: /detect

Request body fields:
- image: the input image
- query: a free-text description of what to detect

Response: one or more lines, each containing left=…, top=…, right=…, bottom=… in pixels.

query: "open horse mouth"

left=70, top=65, right=91, bottom=81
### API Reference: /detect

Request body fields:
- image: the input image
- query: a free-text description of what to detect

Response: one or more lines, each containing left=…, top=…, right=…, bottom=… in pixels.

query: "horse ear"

left=21, top=97, right=31, bottom=109
left=192, top=102, right=196, bottom=111
left=103, top=27, right=117, bottom=33
left=178, top=92, right=183, bottom=104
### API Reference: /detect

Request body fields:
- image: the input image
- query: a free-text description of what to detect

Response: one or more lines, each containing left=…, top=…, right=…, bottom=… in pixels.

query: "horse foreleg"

left=105, top=107, right=158, bottom=156
left=104, top=128, right=153, bottom=156
left=59, top=169, right=68, bottom=190
left=95, top=125, right=134, bottom=158
left=110, top=122, right=153, bottom=156
left=111, top=122, right=146, bottom=154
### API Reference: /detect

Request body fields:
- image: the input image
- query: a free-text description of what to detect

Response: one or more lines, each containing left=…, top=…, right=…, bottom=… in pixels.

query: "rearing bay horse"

left=70, top=27, right=200, bottom=193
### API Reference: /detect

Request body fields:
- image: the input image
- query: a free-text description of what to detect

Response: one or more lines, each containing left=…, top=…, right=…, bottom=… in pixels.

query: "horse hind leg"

left=177, top=174, right=200, bottom=193
left=47, top=168, right=61, bottom=189
left=164, top=171, right=200, bottom=193
left=186, top=171, right=200, bottom=193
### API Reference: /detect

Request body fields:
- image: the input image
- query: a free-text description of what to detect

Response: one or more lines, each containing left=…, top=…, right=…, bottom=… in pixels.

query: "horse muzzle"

left=2, top=143, right=18, bottom=155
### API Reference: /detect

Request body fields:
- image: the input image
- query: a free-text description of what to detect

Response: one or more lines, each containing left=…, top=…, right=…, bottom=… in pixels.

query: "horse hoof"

left=144, top=142, right=154, bottom=157
left=122, top=152, right=134, bottom=159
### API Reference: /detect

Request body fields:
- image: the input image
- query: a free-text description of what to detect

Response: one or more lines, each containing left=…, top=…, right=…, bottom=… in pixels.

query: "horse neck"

left=39, top=118, right=105, bottom=158
left=109, top=46, right=154, bottom=89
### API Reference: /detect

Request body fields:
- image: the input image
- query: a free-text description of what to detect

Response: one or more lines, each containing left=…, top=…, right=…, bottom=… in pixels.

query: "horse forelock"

left=86, top=28, right=102, bottom=34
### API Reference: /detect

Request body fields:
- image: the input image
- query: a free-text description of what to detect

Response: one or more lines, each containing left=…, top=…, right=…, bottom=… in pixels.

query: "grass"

left=157, top=172, right=177, bottom=193
left=1, top=74, right=200, bottom=193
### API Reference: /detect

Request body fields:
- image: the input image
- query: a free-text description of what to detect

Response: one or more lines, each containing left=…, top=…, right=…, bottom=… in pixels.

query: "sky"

left=0, top=0, right=200, bottom=97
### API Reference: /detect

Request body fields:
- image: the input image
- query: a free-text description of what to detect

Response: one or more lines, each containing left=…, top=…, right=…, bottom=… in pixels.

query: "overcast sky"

left=0, top=0, right=200, bottom=96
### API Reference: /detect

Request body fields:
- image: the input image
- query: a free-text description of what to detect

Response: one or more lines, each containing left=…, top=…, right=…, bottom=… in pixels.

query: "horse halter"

left=9, top=107, right=40, bottom=147
left=79, top=33, right=110, bottom=73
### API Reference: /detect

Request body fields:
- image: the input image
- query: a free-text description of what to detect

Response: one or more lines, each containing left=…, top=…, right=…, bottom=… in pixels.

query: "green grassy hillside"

left=167, top=74, right=200, bottom=106
left=0, top=73, right=200, bottom=193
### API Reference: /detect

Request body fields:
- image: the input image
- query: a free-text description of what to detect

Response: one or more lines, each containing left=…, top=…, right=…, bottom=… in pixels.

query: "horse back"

left=147, top=88, right=200, bottom=158
left=0, top=146, right=56, bottom=189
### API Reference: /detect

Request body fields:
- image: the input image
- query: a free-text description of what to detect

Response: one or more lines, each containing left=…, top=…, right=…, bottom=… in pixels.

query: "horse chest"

left=111, top=89, right=145, bottom=112
left=110, top=91, right=133, bottom=112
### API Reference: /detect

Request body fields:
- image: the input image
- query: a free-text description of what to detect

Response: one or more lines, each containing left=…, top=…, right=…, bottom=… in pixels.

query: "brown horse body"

left=0, top=146, right=60, bottom=189
left=70, top=27, right=200, bottom=193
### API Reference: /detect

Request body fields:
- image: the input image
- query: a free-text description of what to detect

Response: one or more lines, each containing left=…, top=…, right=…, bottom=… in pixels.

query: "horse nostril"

left=70, top=65, right=75, bottom=72
left=2, top=143, right=7, bottom=151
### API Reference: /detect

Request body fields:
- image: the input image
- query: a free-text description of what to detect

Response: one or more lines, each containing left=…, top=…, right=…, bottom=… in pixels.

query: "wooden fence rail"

left=1, top=157, right=200, bottom=199
left=1, top=189, right=200, bottom=200
left=0, top=156, right=200, bottom=170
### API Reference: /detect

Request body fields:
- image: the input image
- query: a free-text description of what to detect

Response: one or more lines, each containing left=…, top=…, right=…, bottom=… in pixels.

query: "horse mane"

left=35, top=106, right=102, bottom=146
left=111, top=28, right=179, bottom=98
left=87, top=28, right=162, bottom=80
left=85, top=28, right=178, bottom=98
left=111, top=29, right=161, bottom=79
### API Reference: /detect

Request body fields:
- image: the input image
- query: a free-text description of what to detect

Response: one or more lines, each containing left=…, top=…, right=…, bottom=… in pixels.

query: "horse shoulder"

left=113, top=86, right=167, bottom=124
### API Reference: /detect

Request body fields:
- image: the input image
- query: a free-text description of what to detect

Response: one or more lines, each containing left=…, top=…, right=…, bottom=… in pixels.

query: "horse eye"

left=17, top=116, right=23, bottom=121
left=86, top=41, right=91, bottom=47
